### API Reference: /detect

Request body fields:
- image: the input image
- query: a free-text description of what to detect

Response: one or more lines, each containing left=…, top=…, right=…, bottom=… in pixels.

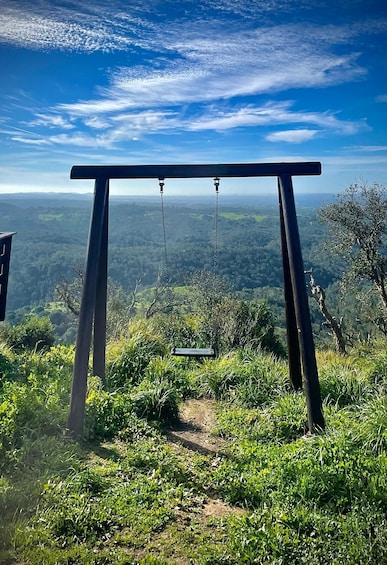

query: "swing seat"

left=172, top=347, right=215, bottom=358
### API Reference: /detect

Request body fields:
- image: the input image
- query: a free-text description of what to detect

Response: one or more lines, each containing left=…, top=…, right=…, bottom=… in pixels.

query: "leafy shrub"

left=132, top=378, right=179, bottom=424
left=146, top=356, right=196, bottom=399
left=367, top=352, right=387, bottom=388
left=30, top=476, right=116, bottom=545
left=0, top=344, right=16, bottom=386
left=196, top=355, right=240, bottom=400
left=17, top=345, right=74, bottom=399
left=218, top=299, right=286, bottom=357
left=353, top=395, right=387, bottom=455
left=87, top=358, right=186, bottom=439
left=84, top=375, right=176, bottom=441
left=106, top=331, right=166, bottom=389
left=219, top=393, right=308, bottom=443
left=84, top=377, right=134, bottom=441
left=234, top=351, right=289, bottom=408
left=0, top=345, right=74, bottom=473
left=4, top=316, right=55, bottom=352
left=226, top=502, right=387, bottom=565
left=0, top=381, right=69, bottom=473
left=213, top=428, right=386, bottom=513
left=118, top=415, right=160, bottom=442
left=150, top=312, right=201, bottom=350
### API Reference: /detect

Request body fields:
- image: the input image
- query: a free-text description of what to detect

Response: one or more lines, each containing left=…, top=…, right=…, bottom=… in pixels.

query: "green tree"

left=184, top=271, right=285, bottom=356
left=319, top=182, right=387, bottom=325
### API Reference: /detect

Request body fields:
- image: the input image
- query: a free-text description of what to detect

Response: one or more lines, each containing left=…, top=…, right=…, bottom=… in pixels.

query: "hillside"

left=1, top=192, right=386, bottom=564
left=0, top=332, right=386, bottom=564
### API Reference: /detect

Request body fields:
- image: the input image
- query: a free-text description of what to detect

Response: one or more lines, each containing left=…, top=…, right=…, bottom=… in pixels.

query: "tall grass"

left=0, top=330, right=386, bottom=564
left=196, top=348, right=289, bottom=406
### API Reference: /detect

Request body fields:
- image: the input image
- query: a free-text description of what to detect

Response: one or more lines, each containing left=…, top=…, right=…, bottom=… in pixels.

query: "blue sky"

left=1, top=0, right=386, bottom=195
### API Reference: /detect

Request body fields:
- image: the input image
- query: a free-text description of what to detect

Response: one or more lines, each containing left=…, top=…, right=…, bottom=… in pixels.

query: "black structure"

left=67, top=162, right=325, bottom=436
left=0, top=232, right=15, bottom=321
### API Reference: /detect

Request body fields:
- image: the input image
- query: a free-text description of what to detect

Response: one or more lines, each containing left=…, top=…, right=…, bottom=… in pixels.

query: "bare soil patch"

left=167, top=398, right=228, bottom=455
left=202, top=497, right=244, bottom=519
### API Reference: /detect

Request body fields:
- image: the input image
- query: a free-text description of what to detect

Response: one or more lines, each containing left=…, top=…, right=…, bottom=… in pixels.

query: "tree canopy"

left=319, top=182, right=387, bottom=321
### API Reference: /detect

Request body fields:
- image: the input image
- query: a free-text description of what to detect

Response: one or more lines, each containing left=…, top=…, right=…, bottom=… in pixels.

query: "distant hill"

left=0, top=192, right=335, bottom=209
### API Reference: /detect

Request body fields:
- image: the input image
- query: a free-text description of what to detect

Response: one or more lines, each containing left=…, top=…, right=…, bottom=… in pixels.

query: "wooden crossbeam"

left=71, top=162, right=321, bottom=180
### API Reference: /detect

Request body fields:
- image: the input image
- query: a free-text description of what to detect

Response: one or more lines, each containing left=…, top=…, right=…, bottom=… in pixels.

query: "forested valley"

left=0, top=191, right=354, bottom=346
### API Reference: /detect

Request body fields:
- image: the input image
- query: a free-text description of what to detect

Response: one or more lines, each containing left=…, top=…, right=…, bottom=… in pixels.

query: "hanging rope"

left=213, top=177, right=220, bottom=275
left=159, top=178, right=168, bottom=271
left=211, top=177, right=220, bottom=355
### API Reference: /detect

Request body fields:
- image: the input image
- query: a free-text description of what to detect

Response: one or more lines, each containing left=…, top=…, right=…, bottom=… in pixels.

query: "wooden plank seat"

left=172, top=347, right=215, bottom=358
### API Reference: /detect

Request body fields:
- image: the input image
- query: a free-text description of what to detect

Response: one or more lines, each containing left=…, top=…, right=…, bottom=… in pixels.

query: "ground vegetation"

left=0, top=322, right=385, bottom=564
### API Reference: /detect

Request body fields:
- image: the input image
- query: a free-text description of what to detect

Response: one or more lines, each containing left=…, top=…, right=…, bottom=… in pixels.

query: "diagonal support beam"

left=278, top=184, right=302, bottom=391
left=93, top=188, right=109, bottom=386
left=278, top=174, right=325, bottom=432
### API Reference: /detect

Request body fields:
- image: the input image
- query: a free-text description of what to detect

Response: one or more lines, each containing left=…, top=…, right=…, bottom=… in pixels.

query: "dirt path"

left=167, top=398, right=228, bottom=456
left=166, top=398, right=244, bottom=523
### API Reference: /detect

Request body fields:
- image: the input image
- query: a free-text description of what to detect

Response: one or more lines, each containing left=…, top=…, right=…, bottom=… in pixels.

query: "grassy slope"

left=0, top=341, right=386, bottom=564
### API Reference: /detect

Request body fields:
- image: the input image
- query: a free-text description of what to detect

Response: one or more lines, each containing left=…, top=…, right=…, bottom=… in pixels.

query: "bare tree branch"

left=308, top=271, right=347, bottom=355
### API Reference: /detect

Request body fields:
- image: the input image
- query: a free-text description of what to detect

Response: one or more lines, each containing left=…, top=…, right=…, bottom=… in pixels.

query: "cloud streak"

left=187, top=102, right=363, bottom=134
left=16, top=101, right=365, bottom=150
left=57, top=24, right=368, bottom=118
left=266, top=129, right=318, bottom=143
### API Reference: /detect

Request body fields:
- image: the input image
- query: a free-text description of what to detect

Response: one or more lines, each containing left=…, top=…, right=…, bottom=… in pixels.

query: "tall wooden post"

left=278, top=185, right=302, bottom=390
left=93, top=185, right=109, bottom=386
left=278, top=174, right=325, bottom=432
left=68, top=178, right=109, bottom=436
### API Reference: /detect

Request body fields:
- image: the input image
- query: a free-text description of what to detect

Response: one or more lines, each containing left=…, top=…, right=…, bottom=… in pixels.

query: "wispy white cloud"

left=11, top=136, right=50, bottom=146
left=376, top=94, right=387, bottom=102
left=15, top=100, right=364, bottom=150
left=187, top=102, right=363, bottom=134
left=14, top=110, right=180, bottom=149
left=322, top=154, right=387, bottom=166
left=266, top=129, right=318, bottom=143
left=45, top=132, right=116, bottom=149
left=83, top=117, right=111, bottom=130
left=350, top=145, right=387, bottom=152
left=0, top=2, right=149, bottom=52
left=58, top=24, right=368, bottom=118
left=203, top=0, right=317, bottom=18
left=31, top=114, right=75, bottom=130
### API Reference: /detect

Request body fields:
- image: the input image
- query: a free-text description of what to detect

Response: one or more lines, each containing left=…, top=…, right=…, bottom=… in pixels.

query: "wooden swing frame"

left=67, top=162, right=325, bottom=437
